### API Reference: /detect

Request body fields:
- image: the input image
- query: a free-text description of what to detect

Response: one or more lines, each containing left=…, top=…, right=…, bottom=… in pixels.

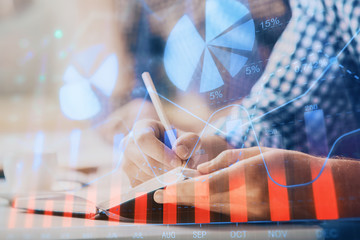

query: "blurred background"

left=0, top=0, right=291, bottom=173
left=0, top=0, right=290, bottom=133
left=0, top=0, right=134, bottom=133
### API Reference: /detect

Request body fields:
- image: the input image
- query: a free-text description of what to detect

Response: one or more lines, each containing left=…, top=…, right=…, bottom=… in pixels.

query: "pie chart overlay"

left=164, top=0, right=255, bottom=93
left=60, top=53, right=119, bottom=120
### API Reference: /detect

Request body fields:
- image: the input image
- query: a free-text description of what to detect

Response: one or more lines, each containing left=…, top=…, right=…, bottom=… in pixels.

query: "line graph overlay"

left=71, top=27, right=360, bottom=202
left=119, top=97, right=360, bottom=189
left=77, top=105, right=360, bottom=220
left=130, top=23, right=360, bottom=186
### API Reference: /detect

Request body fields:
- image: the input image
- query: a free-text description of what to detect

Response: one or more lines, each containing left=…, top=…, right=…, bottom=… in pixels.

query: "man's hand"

left=154, top=147, right=278, bottom=218
left=121, top=119, right=201, bottom=187
left=153, top=147, right=360, bottom=220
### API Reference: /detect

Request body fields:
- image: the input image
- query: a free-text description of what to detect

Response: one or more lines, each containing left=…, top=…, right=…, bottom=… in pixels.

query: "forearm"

left=270, top=152, right=360, bottom=218
left=330, top=158, right=360, bottom=218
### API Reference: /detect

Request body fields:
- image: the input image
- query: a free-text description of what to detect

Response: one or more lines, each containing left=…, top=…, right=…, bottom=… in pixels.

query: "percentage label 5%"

left=245, top=65, right=261, bottom=75
left=210, top=90, right=223, bottom=100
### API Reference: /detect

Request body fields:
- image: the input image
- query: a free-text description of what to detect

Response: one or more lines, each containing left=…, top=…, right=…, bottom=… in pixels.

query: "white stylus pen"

left=141, top=72, right=177, bottom=149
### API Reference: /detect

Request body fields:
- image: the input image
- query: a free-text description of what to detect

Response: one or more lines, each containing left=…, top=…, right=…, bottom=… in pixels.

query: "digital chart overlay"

left=164, top=0, right=255, bottom=93
left=60, top=51, right=119, bottom=121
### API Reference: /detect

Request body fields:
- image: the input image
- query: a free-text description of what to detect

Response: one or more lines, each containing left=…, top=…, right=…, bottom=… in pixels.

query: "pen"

left=141, top=72, right=186, bottom=167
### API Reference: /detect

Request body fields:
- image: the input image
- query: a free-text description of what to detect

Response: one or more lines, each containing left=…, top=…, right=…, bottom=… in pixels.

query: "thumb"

left=173, top=132, right=201, bottom=160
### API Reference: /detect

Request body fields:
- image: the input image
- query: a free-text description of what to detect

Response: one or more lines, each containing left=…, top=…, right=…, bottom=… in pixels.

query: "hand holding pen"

left=120, top=72, right=201, bottom=187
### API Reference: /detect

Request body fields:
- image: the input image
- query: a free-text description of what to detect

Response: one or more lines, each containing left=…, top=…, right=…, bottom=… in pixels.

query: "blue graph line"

left=174, top=103, right=360, bottom=188
left=127, top=93, right=246, bottom=185
left=104, top=125, right=360, bottom=219
left=152, top=91, right=226, bottom=135
left=270, top=128, right=360, bottom=188
left=46, top=14, right=360, bottom=224
left=336, top=28, right=360, bottom=58
left=73, top=27, right=360, bottom=192
left=78, top=85, right=360, bottom=190
left=141, top=76, right=360, bottom=186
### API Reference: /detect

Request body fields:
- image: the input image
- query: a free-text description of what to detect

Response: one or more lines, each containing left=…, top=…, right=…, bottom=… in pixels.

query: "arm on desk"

left=154, top=147, right=360, bottom=220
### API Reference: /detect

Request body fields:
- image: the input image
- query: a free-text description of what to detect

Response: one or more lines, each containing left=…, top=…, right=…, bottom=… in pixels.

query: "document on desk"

left=13, top=166, right=200, bottom=223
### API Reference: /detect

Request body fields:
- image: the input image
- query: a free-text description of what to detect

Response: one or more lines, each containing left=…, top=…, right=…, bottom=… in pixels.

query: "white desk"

left=0, top=200, right=327, bottom=240
left=0, top=132, right=352, bottom=240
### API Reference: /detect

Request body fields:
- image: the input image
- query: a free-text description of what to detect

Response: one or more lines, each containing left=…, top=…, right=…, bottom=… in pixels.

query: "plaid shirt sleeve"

left=217, top=0, right=360, bottom=153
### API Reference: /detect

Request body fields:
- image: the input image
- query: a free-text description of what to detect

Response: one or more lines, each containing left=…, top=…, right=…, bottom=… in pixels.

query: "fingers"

left=153, top=173, right=239, bottom=215
left=153, top=180, right=196, bottom=205
left=154, top=149, right=314, bottom=221
left=197, top=149, right=240, bottom=174
left=154, top=156, right=270, bottom=218
left=133, top=120, right=182, bottom=167
left=154, top=172, right=226, bottom=205
left=197, top=146, right=271, bottom=174
left=155, top=187, right=267, bottom=217
left=123, top=141, right=169, bottom=177
left=122, top=119, right=183, bottom=186
left=241, top=146, right=272, bottom=159
left=173, top=132, right=201, bottom=160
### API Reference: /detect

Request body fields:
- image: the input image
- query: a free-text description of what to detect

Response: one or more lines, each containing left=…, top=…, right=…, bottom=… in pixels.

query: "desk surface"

left=1, top=201, right=360, bottom=240
left=0, top=132, right=359, bottom=240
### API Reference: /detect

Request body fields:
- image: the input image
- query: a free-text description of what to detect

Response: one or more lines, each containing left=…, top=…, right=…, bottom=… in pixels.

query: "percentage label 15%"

left=260, top=17, right=281, bottom=30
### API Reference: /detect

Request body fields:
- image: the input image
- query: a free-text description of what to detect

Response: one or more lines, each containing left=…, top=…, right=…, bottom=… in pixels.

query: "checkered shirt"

left=216, top=0, right=360, bottom=155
